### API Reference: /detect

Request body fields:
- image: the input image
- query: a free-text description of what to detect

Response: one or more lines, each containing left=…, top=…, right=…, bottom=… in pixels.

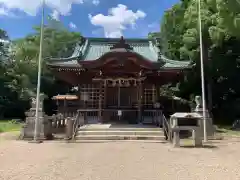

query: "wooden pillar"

left=102, top=80, right=107, bottom=122
left=63, top=98, right=67, bottom=118
left=152, top=84, right=156, bottom=125
left=98, top=81, right=103, bottom=123
left=104, top=80, right=107, bottom=108
left=138, top=80, right=143, bottom=123
left=156, top=84, right=160, bottom=101
left=78, top=84, right=82, bottom=108
left=152, top=84, right=156, bottom=103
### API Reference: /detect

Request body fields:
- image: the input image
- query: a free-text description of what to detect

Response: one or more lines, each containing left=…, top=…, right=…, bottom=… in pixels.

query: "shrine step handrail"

left=72, top=111, right=82, bottom=140
left=162, top=114, right=170, bottom=141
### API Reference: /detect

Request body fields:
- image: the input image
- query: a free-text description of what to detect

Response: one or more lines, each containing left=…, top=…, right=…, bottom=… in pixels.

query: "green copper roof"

left=81, top=38, right=158, bottom=61
left=47, top=37, right=192, bottom=69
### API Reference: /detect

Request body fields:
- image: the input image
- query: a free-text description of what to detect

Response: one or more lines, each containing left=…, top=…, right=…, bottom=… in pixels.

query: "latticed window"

left=142, top=85, right=157, bottom=108
left=80, top=84, right=100, bottom=109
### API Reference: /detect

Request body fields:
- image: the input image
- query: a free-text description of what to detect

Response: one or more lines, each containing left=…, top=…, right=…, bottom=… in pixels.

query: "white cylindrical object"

left=34, top=0, right=45, bottom=142
left=198, top=0, right=207, bottom=142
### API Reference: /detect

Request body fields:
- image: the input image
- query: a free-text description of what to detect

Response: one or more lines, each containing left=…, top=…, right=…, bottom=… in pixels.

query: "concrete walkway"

left=1, top=139, right=240, bottom=180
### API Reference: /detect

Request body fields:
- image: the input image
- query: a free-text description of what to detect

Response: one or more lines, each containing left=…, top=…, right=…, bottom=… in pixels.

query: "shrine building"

left=46, top=36, right=192, bottom=124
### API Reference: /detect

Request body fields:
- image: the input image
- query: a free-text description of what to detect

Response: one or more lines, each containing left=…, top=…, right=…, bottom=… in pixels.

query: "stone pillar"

left=43, top=115, right=54, bottom=140
left=193, top=96, right=215, bottom=137
left=65, top=117, right=74, bottom=140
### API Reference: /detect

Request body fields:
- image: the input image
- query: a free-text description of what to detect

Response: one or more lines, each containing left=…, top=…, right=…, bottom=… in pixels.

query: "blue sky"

left=0, top=0, right=179, bottom=39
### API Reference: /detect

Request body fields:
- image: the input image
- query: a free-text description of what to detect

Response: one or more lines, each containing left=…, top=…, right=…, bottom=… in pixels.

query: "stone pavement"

left=0, top=139, right=240, bottom=180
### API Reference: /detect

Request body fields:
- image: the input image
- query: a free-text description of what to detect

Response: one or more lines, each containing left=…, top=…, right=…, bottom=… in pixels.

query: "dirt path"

left=0, top=139, right=240, bottom=180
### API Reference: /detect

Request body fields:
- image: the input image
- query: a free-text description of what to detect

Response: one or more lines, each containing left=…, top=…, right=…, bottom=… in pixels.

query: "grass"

left=180, top=139, right=194, bottom=146
left=216, top=125, right=240, bottom=137
left=0, top=120, right=22, bottom=133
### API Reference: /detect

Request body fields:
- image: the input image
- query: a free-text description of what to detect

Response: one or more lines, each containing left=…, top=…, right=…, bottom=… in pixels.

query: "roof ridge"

left=85, top=37, right=150, bottom=43
left=81, top=39, right=90, bottom=60
left=70, top=43, right=83, bottom=58
left=161, top=55, right=191, bottom=65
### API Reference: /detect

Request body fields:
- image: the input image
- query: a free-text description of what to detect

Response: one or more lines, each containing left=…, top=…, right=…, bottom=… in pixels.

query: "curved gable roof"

left=46, top=37, right=192, bottom=69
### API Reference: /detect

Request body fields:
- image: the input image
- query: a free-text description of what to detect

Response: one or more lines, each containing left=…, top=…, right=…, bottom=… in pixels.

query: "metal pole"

left=198, top=0, right=207, bottom=142
left=33, top=0, right=45, bottom=142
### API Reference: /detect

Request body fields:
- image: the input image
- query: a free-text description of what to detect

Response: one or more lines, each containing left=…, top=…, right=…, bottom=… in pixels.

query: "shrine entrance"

left=104, top=86, right=138, bottom=123
left=81, top=76, right=159, bottom=124
left=105, top=86, right=137, bottom=109
left=99, top=77, right=143, bottom=123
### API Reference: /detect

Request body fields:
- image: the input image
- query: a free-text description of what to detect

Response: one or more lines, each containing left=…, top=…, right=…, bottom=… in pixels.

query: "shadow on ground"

left=180, top=144, right=218, bottom=149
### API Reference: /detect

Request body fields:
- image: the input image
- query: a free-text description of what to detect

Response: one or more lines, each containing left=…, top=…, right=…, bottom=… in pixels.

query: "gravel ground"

left=0, top=139, right=240, bottom=180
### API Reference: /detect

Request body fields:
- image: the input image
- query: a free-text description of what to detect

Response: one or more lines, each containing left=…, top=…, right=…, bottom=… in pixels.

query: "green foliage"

left=0, top=120, right=22, bottom=133
left=150, top=0, right=240, bottom=123
left=0, top=19, right=82, bottom=118
left=5, top=22, right=81, bottom=99
left=216, top=0, right=240, bottom=38
left=160, top=3, right=187, bottom=60
left=0, top=29, right=9, bottom=63
left=148, top=32, right=161, bottom=40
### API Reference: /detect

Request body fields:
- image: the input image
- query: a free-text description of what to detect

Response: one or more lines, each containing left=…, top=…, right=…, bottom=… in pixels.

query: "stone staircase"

left=75, top=124, right=165, bottom=141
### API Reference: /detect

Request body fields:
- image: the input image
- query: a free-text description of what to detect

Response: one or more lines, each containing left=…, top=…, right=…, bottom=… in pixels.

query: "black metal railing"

left=162, top=114, right=170, bottom=141
left=72, top=110, right=84, bottom=140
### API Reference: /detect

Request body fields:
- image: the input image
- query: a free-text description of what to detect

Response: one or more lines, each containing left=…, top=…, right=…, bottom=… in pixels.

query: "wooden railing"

left=55, top=108, right=165, bottom=126
left=51, top=108, right=169, bottom=140
left=51, top=114, right=66, bottom=133
left=51, top=111, right=77, bottom=134
left=142, top=110, right=162, bottom=125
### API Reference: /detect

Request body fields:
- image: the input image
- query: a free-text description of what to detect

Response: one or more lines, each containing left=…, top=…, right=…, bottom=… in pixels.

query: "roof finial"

left=120, top=36, right=125, bottom=44
left=110, top=36, right=133, bottom=50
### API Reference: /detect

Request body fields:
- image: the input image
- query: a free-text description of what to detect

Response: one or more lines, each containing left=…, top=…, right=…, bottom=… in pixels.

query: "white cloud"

left=0, top=0, right=84, bottom=16
left=89, top=4, right=146, bottom=38
left=50, top=10, right=60, bottom=20
left=0, top=38, right=9, bottom=43
left=69, top=22, right=77, bottom=29
left=92, top=0, right=100, bottom=6
left=0, top=7, right=16, bottom=17
left=0, top=7, right=8, bottom=15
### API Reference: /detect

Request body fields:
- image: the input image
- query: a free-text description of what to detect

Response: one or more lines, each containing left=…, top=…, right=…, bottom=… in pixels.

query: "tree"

left=0, top=29, right=12, bottom=117
left=160, top=3, right=187, bottom=60
left=157, top=0, right=240, bottom=123
left=0, top=29, right=9, bottom=63
left=2, top=20, right=82, bottom=117
left=6, top=21, right=82, bottom=98
left=216, top=0, right=240, bottom=38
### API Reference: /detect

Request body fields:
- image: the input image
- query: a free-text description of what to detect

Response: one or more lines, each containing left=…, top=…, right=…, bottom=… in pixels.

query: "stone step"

left=142, top=119, right=156, bottom=124
left=79, top=127, right=162, bottom=132
left=75, top=135, right=165, bottom=141
left=77, top=130, right=164, bottom=136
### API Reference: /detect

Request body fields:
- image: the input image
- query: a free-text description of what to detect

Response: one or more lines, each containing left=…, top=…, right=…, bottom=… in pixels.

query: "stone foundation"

left=19, top=94, right=53, bottom=140
left=19, top=109, right=53, bottom=140
left=193, top=96, right=215, bottom=137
